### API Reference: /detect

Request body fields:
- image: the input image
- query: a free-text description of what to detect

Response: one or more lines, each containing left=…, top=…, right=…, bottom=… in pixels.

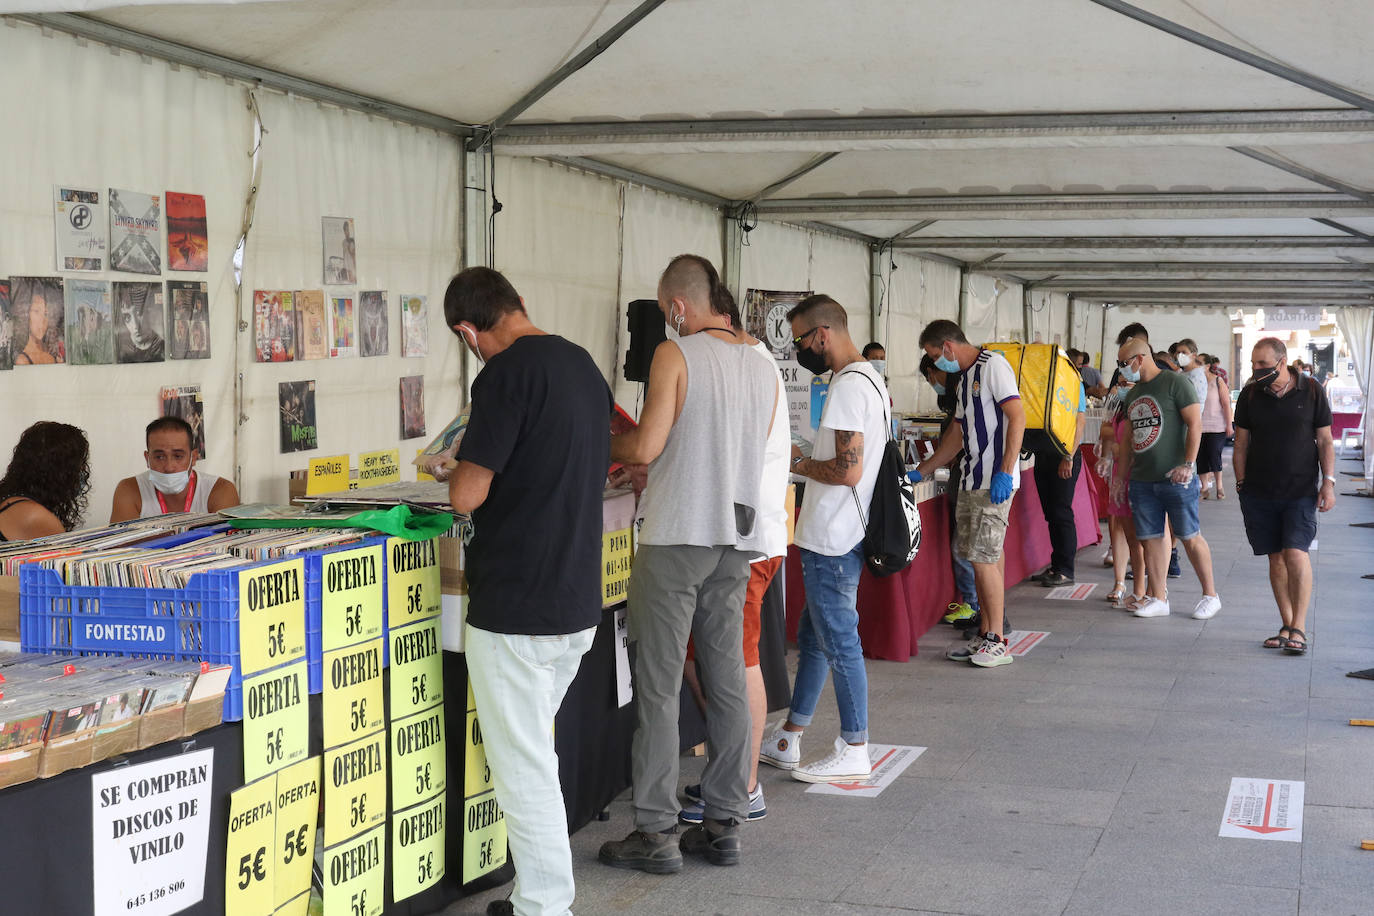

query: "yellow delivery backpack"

left=982, top=342, right=1081, bottom=457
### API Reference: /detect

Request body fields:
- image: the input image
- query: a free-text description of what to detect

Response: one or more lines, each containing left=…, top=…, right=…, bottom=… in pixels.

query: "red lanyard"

left=155, top=470, right=198, bottom=514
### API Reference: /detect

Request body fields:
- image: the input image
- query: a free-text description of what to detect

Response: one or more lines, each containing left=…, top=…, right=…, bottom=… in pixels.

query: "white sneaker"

left=970, top=635, right=1014, bottom=668
left=947, top=633, right=984, bottom=661
left=1133, top=597, right=1171, bottom=618
left=759, top=722, right=801, bottom=770
left=792, top=737, right=872, bottom=783
left=1191, top=595, right=1222, bottom=620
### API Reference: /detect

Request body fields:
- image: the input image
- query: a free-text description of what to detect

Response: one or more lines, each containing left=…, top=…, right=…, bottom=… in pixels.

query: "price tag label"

left=225, top=774, right=276, bottom=916
left=238, top=560, right=306, bottom=678
left=322, top=640, right=385, bottom=749
left=461, top=790, right=507, bottom=883
left=464, top=693, right=495, bottom=798
left=273, top=757, right=321, bottom=910
left=242, top=661, right=309, bottom=784
left=323, top=731, right=387, bottom=847
left=386, top=537, right=441, bottom=625
left=390, top=705, right=446, bottom=811
left=358, top=448, right=401, bottom=488
left=391, top=794, right=446, bottom=902
left=388, top=618, right=443, bottom=716
left=322, top=824, right=384, bottom=916
left=601, top=526, right=633, bottom=607
left=306, top=454, right=350, bottom=496
left=321, top=545, right=384, bottom=653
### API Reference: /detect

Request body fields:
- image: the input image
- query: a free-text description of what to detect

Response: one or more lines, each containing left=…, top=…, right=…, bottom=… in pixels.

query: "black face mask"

left=796, top=344, right=828, bottom=376
left=1252, top=366, right=1279, bottom=388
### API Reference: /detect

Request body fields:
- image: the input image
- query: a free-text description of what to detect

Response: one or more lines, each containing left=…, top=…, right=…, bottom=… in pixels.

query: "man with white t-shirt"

left=759, top=294, right=889, bottom=783
left=913, top=320, right=1026, bottom=668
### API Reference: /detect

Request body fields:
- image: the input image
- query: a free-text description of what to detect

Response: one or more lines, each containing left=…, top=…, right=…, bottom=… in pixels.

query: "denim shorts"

left=1129, top=476, right=1200, bottom=541
left=1238, top=491, right=1317, bottom=555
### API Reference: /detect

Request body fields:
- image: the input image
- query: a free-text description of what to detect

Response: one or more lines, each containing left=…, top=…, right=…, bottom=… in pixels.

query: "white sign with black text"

left=614, top=607, right=632, bottom=708
left=91, top=748, right=214, bottom=916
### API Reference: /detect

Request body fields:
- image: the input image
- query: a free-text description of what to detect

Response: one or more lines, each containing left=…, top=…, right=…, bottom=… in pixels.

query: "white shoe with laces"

left=791, top=737, right=872, bottom=783
left=758, top=722, right=801, bottom=770
left=1191, top=595, right=1222, bottom=619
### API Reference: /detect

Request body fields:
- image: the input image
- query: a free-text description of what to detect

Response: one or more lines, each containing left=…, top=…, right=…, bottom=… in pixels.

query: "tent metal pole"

left=958, top=268, right=969, bottom=328
left=547, top=157, right=730, bottom=208
left=747, top=153, right=841, bottom=203
left=1066, top=294, right=1077, bottom=350
left=894, top=236, right=1374, bottom=251
left=1230, top=148, right=1374, bottom=205
left=870, top=245, right=885, bottom=341
left=1022, top=286, right=1034, bottom=344
left=723, top=210, right=746, bottom=304
left=1313, top=219, right=1374, bottom=243
left=1087, top=0, right=1374, bottom=114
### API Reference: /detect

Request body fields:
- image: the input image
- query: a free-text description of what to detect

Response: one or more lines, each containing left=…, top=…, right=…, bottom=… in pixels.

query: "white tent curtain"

left=1335, top=306, right=1374, bottom=479
left=1105, top=306, right=1234, bottom=370
left=807, top=230, right=871, bottom=346
left=740, top=222, right=870, bottom=340
left=883, top=252, right=961, bottom=414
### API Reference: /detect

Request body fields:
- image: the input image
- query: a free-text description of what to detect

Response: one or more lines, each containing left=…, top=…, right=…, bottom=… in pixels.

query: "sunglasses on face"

left=1116, top=355, right=1142, bottom=369
left=792, top=325, right=828, bottom=347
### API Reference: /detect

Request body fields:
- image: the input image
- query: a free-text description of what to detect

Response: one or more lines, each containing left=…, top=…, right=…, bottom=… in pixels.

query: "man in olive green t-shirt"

left=1113, top=337, right=1221, bottom=621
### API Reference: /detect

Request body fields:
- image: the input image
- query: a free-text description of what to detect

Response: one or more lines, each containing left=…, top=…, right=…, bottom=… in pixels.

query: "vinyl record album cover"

left=165, top=191, right=209, bottom=272
left=400, top=375, right=425, bottom=439
left=358, top=289, right=388, bottom=357
left=9, top=276, right=66, bottom=365
left=400, top=294, right=428, bottom=357
left=0, top=281, right=12, bottom=371
left=65, top=278, right=113, bottom=365
left=54, top=186, right=105, bottom=271
left=322, top=216, right=356, bottom=284
left=279, top=380, right=318, bottom=453
left=160, top=384, right=206, bottom=459
left=294, top=289, right=328, bottom=360
left=108, top=188, right=162, bottom=275
left=330, top=295, right=355, bottom=358
left=254, top=290, right=295, bottom=362
left=113, top=281, right=165, bottom=363
left=167, top=280, right=210, bottom=359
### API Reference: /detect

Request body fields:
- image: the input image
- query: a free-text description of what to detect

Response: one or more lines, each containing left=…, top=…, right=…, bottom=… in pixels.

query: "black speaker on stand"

left=624, top=299, right=666, bottom=384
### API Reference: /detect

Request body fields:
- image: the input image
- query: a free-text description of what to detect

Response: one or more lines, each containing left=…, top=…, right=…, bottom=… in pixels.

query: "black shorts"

left=1197, top=432, right=1226, bottom=475
left=1238, top=491, right=1317, bottom=555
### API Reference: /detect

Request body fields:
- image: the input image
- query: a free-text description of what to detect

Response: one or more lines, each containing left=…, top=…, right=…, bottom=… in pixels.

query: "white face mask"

left=868, top=358, right=887, bottom=376
left=1177, top=353, right=1192, bottom=368
left=147, top=468, right=191, bottom=493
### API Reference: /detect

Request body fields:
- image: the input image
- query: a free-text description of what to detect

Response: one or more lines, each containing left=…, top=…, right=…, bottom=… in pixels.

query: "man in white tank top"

left=110, top=416, right=239, bottom=521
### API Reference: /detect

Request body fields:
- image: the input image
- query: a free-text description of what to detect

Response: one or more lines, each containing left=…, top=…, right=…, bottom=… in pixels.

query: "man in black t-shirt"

left=1234, top=337, right=1336, bottom=656
left=444, top=267, right=612, bottom=916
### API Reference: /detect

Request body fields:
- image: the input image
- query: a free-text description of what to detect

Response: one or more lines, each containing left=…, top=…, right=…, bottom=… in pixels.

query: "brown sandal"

left=1282, top=628, right=1308, bottom=655
left=1263, top=627, right=1291, bottom=649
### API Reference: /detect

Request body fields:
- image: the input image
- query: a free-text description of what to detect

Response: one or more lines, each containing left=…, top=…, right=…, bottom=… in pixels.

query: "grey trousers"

left=628, top=544, right=752, bottom=831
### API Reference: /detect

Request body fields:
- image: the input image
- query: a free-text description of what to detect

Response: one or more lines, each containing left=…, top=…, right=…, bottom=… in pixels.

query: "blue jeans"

left=1129, top=476, right=1201, bottom=540
left=952, top=554, right=979, bottom=609
left=789, top=544, right=868, bottom=744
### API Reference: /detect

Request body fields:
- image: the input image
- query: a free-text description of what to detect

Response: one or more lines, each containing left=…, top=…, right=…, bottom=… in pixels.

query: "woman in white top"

left=1197, top=355, right=1233, bottom=499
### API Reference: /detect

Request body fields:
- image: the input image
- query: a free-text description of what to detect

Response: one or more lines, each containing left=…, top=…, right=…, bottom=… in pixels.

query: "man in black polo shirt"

left=444, top=266, right=613, bottom=916
left=1234, top=337, right=1336, bottom=656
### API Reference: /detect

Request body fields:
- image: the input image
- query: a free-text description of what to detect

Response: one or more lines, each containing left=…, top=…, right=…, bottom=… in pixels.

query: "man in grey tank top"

left=600, top=255, right=778, bottom=874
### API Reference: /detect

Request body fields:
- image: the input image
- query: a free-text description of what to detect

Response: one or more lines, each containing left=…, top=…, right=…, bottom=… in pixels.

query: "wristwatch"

left=1324, top=474, right=1336, bottom=483
left=791, top=455, right=804, bottom=468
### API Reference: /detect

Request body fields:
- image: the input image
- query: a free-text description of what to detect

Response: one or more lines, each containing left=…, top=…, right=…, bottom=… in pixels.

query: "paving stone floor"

left=451, top=458, right=1374, bottom=915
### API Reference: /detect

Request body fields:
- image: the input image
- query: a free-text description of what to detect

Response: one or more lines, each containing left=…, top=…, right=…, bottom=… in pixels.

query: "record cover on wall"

left=294, top=289, right=328, bottom=360
left=358, top=289, right=388, bottom=357
left=399, top=375, right=425, bottom=439
left=108, top=189, right=162, bottom=275
left=159, top=385, right=206, bottom=459
left=743, top=288, right=812, bottom=360
left=165, top=192, right=208, bottom=272
left=279, top=380, right=318, bottom=453
left=54, top=187, right=105, bottom=271
left=167, top=280, right=210, bottom=359
left=112, top=281, right=165, bottom=363
left=330, top=295, right=355, bottom=358
left=65, top=279, right=113, bottom=365
left=9, top=276, right=66, bottom=366
left=253, top=290, right=295, bottom=362
left=400, top=294, right=428, bottom=357
left=321, top=217, right=356, bottom=284
left=0, top=281, right=12, bottom=371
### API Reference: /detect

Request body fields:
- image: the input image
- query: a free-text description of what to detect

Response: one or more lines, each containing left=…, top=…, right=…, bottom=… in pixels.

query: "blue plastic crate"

left=135, top=524, right=233, bottom=550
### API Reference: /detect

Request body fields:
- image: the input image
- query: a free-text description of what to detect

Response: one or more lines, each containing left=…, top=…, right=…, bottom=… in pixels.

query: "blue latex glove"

left=989, top=470, right=1015, bottom=504
left=906, top=468, right=924, bottom=484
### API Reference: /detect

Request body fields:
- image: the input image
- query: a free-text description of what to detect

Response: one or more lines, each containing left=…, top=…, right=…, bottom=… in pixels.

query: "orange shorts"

left=686, top=555, right=782, bottom=668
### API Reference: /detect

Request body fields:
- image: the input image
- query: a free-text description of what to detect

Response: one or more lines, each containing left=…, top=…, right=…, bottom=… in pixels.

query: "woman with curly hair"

left=0, top=422, right=91, bottom=540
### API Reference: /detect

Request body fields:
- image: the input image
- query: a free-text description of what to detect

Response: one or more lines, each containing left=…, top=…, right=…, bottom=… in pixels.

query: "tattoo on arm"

left=807, top=430, right=863, bottom=485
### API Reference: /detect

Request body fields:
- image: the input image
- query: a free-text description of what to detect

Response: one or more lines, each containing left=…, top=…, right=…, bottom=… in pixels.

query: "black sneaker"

left=599, top=828, right=683, bottom=874
left=1168, top=550, right=1182, bottom=579
left=1039, top=571, right=1074, bottom=587
left=486, top=901, right=515, bottom=916
left=1029, top=568, right=1054, bottom=583
left=680, top=818, right=741, bottom=866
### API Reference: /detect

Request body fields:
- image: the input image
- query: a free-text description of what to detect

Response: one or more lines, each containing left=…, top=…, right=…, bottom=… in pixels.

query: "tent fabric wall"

left=239, top=92, right=462, bottom=503
left=807, top=231, right=871, bottom=346
left=0, top=22, right=252, bottom=523
left=882, top=252, right=961, bottom=414
left=1335, top=306, right=1374, bottom=478
left=1104, top=306, right=1235, bottom=369
left=739, top=222, right=871, bottom=342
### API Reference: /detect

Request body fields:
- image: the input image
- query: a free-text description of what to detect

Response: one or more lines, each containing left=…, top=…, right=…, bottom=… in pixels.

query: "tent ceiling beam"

left=747, top=152, right=842, bottom=203
left=890, top=220, right=938, bottom=241
left=1066, top=291, right=1373, bottom=302
left=987, top=261, right=1373, bottom=277
left=493, top=110, right=1374, bottom=155
left=1039, top=279, right=1374, bottom=291
left=1313, top=218, right=1374, bottom=243
left=10, top=13, right=476, bottom=136
left=797, top=221, right=879, bottom=246
left=754, top=192, right=1374, bottom=221
left=1087, top=0, right=1374, bottom=114
left=892, top=236, right=1374, bottom=251
left=1231, top=147, right=1374, bottom=204
left=477, top=0, right=668, bottom=147
left=544, top=156, right=730, bottom=208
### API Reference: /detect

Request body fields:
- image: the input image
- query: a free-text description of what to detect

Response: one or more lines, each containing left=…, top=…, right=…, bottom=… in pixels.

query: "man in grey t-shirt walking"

left=600, top=255, right=778, bottom=873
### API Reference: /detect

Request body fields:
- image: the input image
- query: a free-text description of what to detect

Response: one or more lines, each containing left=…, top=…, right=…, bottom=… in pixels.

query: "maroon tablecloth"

left=785, top=466, right=1102, bottom=662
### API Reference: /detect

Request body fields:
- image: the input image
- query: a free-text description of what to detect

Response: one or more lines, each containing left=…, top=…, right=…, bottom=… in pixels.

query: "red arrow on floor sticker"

left=827, top=749, right=898, bottom=790
left=1239, top=783, right=1293, bottom=835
